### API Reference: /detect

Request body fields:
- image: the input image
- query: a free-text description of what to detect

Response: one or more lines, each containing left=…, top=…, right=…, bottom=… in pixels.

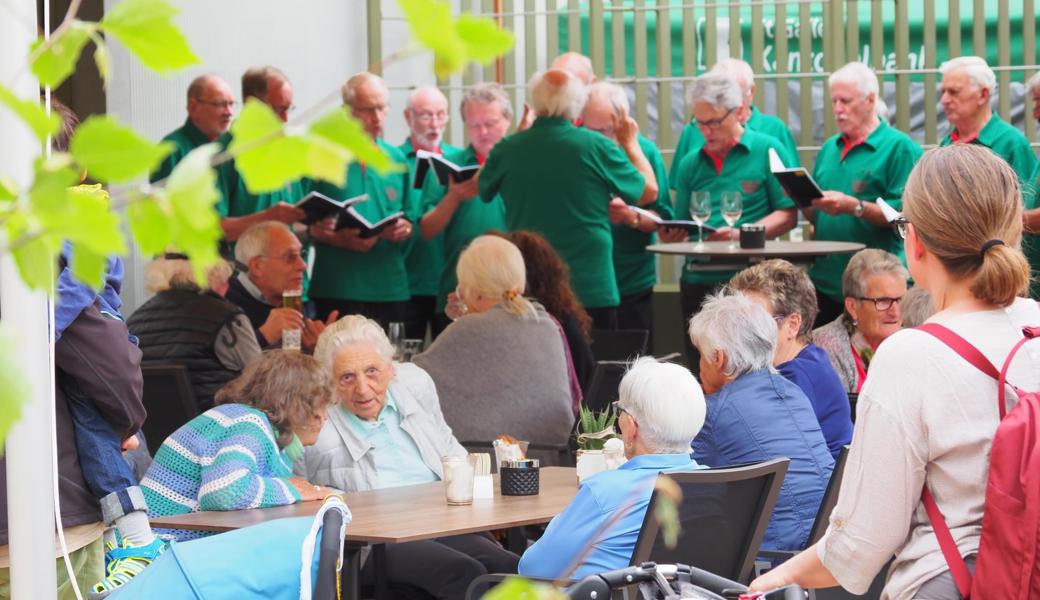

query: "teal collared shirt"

left=342, top=390, right=439, bottom=489
left=939, top=113, right=1037, bottom=185
left=151, top=118, right=213, bottom=183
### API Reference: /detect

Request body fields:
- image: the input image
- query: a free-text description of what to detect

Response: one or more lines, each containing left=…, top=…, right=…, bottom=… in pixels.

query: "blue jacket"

left=777, top=343, right=853, bottom=459
left=692, top=368, right=833, bottom=551
left=518, top=453, right=704, bottom=580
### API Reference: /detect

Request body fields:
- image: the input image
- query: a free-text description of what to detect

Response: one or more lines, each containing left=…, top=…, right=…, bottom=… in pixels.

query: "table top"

left=149, top=467, right=579, bottom=544
left=646, top=240, right=865, bottom=258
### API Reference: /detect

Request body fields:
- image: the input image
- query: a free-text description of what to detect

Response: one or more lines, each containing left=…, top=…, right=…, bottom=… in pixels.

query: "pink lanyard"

left=850, top=341, right=867, bottom=393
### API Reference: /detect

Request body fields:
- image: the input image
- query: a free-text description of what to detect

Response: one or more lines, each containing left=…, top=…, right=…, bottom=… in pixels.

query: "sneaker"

left=89, top=537, right=165, bottom=599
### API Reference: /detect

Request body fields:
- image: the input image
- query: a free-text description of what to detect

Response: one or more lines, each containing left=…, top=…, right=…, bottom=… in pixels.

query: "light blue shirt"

left=343, top=391, right=439, bottom=489
left=518, top=453, right=705, bottom=580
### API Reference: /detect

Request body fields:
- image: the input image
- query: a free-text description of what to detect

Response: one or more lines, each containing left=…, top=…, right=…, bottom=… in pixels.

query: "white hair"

left=405, top=86, right=448, bottom=111
left=618, top=357, right=706, bottom=453
left=313, top=314, right=396, bottom=372
left=234, top=221, right=292, bottom=265
left=829, top=62, right=880, bottom=99
left=686, top=72, right=743, bottom=112
left=586, top=81, right=630, bottom=114
left=1026, top=71, right=1040, bottom=96
left=528, top=70, right=588, bottom=121
left=456, top=235, right=536, bottom=319
left=688, top=292, right=777, bottom=379
left=144, top=257, right=233, bottom=293
left=710, top=58, right=755, bottom=96
left=940, top=56, right=996, bottom=94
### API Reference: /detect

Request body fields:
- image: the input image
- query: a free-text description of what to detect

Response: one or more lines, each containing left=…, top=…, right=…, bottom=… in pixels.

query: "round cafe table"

left=646, top=240, right=865, bottom=270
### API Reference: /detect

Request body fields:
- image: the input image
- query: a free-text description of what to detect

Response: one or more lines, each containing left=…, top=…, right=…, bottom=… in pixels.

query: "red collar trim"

left=949, top=129, right=979, bottom=144
left=839, top=135, right=867, bottom=161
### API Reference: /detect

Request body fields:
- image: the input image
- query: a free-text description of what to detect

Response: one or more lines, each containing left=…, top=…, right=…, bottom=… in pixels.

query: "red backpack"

left=916, top=323, right=1040, bottom=600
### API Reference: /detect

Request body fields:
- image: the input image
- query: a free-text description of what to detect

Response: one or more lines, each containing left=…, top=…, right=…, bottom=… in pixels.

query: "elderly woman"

left=518, top=357, right=707, bottom=579
left=414, top=235, right=575, bottom=460
left=729, top=260, right=852, bottom=458
left=301, top=315, right=519, bottom=600
left=689, top=293, right=833, bottom=551
left=749, top=140, right=1040, bottom=600
left=140, top=351, right=335, bottom=540
left=813, top=248, right=909, bottom=394
left=661, top=71, right=797, bottom=369
left=128, top=254, right=261, bottom=411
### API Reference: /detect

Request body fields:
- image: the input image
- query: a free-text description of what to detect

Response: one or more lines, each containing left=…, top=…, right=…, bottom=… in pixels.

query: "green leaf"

left=0, top=84, right=61, bottom=143
left=308, top=109, right=402, bottom=176
left=0, top=178, right=18, bottom=202
left=30, top=21, right=94, bottom=88
left=127, top=196, right=173, bottom=256
left=92, top=35, right=111, bottom=87
left=0, top=326, right=31, bottom=451
left=163, top=144, right=223, bottom=281
left=68, top=244, right=107, bottom=290
left=101, top=0, right=200, bottom=73
left=28, top=162, right=78, bottom=214
left=60, top=185, right=127, bottom=257
left=228, top=100, right=303, bottom=193
left=455, top=15, right=515, bottom=64
left=69, top=115, right=172, bottom=183
left=6, top=213, right=60, bottom=293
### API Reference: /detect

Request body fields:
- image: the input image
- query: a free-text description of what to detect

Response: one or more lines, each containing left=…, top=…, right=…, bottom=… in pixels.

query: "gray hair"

left=144, top=257, right=233, bottom=293
left=841, top=248, right=909, bottom=299
left=710, top=58, right=755, bottom=96
left=688, top=292, right=777, bottom=379
left=829, top=62, right=888, bottom=121
left=618, top=357, right=706, bottom=453
left=686, top=72, right=743, bottom=112
left=234, top=221, right=293, bottom=265
left=900, top=286, right=935, bottom=328
left=586, top=81, right=630, bottom=114
left=405, top=86, right=448, bottom=111
left=940, top=56, right=996, bottom=94
left=528, top=69, right=588, bottom=121
left=460, top=82, right=514, bottom=122
left=456, top=235, right=536, bottom=319
left=1026, top=71, right=1040, bottom=96
left=342, top=72, right=388, bottom=106
left=313, top=314, right=396, bottom=372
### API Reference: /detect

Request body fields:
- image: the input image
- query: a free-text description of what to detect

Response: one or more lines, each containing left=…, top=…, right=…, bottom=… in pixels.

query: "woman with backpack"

left=749, top=144, right=1040, bottom=599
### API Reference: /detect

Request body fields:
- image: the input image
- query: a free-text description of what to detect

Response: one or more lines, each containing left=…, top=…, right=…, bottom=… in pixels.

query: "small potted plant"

left=575, top=404, right=620, bottom=482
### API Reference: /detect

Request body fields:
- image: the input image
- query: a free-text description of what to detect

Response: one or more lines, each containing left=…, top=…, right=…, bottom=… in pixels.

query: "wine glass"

left=721, top=191, right=743, bottom=250
left=689, top=191, right=712, bottom=249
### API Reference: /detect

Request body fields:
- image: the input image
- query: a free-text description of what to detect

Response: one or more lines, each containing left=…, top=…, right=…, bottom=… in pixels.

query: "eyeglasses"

left=858, top=296, right=903, bottom=311
left=353, top=104, right=389, bottom=116
left=465, top=116, right=506, bottom=133
left=695, top=108, right=735, bottom=130
left=271, top=103, right=296, bottom=116
left=413, top=110, right=448, bottom=124
left=263, top=251, right=305, bottom=265
left=892, top=216, right=909, bottom=240
left=611, top=400, right=628, bottom=416
left=194, top=98, right=237, bottom=110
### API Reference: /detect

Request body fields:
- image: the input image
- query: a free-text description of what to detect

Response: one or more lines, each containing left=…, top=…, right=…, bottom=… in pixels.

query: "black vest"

left=225, top=275, right=275, bottom=348
left=127, top=289, right=244, bottom=410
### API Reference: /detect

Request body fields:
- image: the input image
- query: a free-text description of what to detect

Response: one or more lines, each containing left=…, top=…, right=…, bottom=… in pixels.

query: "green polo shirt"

left=479, top=116, right=646, bottom=308
left=398, top=138, right=462, bottom=298
left=150, top=118, right=212, bottom=183
left=939, top=114, right=1038, bottom=185
left=673, top=128, right=795, bottom=285
left=309, top=139, right=412, bottom=302
left=612, top=134, right=673, bottom=297
left=810, top=121, right=922, bottom=301
left=420, top=145, right=506, bottom=312
left=669, top=106, right=800, bottom=188
left=1022, top=161, right=1040, bottom=299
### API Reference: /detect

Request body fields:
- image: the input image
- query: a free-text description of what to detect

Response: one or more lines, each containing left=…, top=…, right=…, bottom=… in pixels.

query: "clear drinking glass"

left=387, top=321, right=405, bottom=359
left=281, top=289, right=303, bottom=350
left=721, top=192, right=743, bottom=250
left=689, top=191, right=712, bottom=249
left=442, top=455, right=475, bottom=505
left=400, top=339, right=424, bottom=362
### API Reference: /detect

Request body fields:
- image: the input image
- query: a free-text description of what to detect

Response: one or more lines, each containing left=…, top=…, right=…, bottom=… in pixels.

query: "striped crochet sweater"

left=141, top=403, right=301, bottom=540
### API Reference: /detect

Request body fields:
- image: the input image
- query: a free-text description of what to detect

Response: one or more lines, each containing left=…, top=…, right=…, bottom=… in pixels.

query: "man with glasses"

left=151, top=74, right=236, bottom=182
left=808, top=62, right=921, bottom=326
left=418, top=83, right=511, bottom=332
left=663, top=72, right=796, bottom=371
left=670, top=58, right=799, bottom=187
left=225, top=221, right=336, bottom=351
left=309, top=72, right=414, bottom=330
left=399, top=86, right=461, bottom=340
left=216, top=66, right=308, bottom=242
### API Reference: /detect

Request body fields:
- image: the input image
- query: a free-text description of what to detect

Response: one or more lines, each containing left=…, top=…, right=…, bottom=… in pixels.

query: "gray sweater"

left=413, top=303, right=574, bottom=455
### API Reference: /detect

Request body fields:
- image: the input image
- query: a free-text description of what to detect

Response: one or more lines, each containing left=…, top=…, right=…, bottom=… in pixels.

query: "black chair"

left=314, top=508, right=344, bottom=600
left=631, top=458, right=789, bottom=584
left=806, top=445, right=851, bottom=546
left=590, top=329, right=650, bottom=362
left=581, top=361, right=629, bottom=414
left=140, top=363, right=199, bottom=455
left=465, top=458, right=790, bottom=599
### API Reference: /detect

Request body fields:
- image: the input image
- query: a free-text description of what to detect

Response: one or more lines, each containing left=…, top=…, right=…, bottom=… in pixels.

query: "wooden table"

left=647, top=240, right=865, bottom=270
left=151, top=467, right=579, bottom=600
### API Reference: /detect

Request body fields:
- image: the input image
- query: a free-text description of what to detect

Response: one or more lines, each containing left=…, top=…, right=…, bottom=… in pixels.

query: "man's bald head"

left=551, top=52, right=596, bottom=86
left=186, top=74, right=234, bottom=139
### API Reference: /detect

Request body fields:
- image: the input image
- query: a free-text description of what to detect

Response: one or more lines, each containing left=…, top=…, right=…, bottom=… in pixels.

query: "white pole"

left=0, top=0, right=59, bottom=598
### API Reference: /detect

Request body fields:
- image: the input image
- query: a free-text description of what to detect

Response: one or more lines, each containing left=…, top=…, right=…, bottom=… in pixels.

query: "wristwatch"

left=853, top=199, right=865, bottom=218
left=631, top=212, right=641, bottom=228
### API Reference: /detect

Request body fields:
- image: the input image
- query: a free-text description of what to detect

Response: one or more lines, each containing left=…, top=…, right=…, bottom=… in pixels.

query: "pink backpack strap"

left=920, top=487, right=974, bottom=599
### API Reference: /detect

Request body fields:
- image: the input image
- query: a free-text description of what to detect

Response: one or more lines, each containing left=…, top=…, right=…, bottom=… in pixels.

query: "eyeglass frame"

left=892, top=216, right=910, bottom=240
left=694, top=107, right=736, bottom=130
left=857, top=296, right=903, bottom=311
left=262, top=250, right=305, bottom=265
left=611, top=400, right=629, bottom=417
left=193, top=98, right=237, bottom=110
